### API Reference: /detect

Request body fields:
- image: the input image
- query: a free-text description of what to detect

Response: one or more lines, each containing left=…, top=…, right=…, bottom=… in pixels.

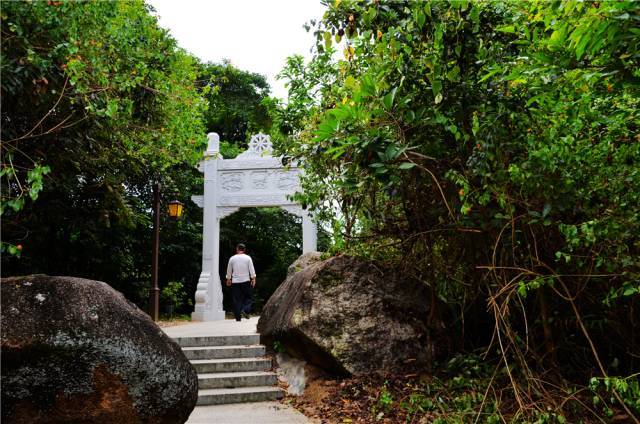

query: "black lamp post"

left=150, top=182, right=161, bottom=322
left=149, top=185, right=184, bottom=322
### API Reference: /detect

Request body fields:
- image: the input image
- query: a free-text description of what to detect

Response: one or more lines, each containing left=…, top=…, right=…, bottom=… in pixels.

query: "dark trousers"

left=231, top=281, right=252, bottom=321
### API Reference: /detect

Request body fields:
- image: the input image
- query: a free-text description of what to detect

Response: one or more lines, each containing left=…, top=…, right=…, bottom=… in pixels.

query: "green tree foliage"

left=276, top=0, right=639, bottom=420
left=1, top=0, right=207, bottom=301
left=198, top=61, right=272, bottom=143
left=1, top=1, right=317, bottom=315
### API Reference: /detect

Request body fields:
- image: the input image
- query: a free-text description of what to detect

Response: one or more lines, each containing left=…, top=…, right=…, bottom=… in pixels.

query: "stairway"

left=172, top=333, right=283, bottom=405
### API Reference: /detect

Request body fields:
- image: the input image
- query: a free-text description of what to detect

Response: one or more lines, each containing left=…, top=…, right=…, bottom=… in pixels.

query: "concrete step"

left=191, top=357, right=272, bottom=373
left=198, top=371, right=277, bottom=389
left=197, top=386, right=283, bottom=405
left=182, top=344, right=265, bottom=360
left=173, top=334, right=260, bottom=348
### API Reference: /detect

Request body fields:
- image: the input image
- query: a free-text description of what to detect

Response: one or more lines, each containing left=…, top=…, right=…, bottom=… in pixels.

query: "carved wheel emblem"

left=248, top=133, right=272, bottom=155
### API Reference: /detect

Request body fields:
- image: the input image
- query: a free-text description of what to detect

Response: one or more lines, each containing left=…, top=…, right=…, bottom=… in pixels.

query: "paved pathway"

left=162, top=316, right=261, bottom=338
left=162, top=317, right=311, bottom=424
left=186, top=402, right=308, bottom=424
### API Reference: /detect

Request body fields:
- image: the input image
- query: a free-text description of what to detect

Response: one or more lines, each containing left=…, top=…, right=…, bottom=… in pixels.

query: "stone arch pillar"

left=280, top=205, right=317, bottom=253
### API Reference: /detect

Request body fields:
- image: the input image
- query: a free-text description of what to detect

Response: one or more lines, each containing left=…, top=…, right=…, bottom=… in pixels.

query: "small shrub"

left=273, top=340, right=286, bottom=353
left=377, top=381, right=394, bottom=411
left=161, top=281, right=189, bottom=309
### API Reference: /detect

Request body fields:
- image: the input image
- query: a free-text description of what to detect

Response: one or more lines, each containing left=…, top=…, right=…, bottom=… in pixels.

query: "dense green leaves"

left=198, top=61, right=272, bottom=143
left=1, top=0, right=207, bottom=212
left=1, top=0, right=206, bottom=298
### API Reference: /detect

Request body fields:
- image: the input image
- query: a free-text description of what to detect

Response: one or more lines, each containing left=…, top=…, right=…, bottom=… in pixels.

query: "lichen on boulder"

left=1, top=275, right=198, bottom=424
left=286, top=251, right=322, bottom=277
left=258, top=255, right=449, bottom=376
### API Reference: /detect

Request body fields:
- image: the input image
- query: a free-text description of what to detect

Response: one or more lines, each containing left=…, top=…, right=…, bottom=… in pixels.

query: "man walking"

left=225, top=243, right=256, bottom=321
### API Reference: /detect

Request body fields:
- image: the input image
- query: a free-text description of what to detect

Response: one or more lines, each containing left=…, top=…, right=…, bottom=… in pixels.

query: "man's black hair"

left=236, top=243, right=246, bottom=252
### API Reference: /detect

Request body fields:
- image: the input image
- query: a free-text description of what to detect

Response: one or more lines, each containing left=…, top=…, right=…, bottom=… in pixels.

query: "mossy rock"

left=258, top=255, right=450, bottom=376
left=1, top=275, right=198, bottom=423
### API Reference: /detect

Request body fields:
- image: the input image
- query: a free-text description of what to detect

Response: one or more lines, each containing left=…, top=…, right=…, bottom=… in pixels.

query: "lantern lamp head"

left=168, top=200, right=184, bottom=219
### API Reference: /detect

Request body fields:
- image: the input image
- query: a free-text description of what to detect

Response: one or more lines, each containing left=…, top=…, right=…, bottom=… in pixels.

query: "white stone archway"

left=190, top=133, right=317, bottom=321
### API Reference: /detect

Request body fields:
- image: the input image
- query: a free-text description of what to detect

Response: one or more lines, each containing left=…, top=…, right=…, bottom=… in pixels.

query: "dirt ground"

left=282, top=371, right=421, bottom=424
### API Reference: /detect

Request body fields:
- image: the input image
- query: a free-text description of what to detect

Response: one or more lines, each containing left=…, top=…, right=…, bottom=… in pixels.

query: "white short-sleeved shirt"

left=226, top=253, right=256, bottom=283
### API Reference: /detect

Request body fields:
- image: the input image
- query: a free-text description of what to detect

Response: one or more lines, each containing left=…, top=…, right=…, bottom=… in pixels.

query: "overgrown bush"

left=275, top=0, right=639, bottom=420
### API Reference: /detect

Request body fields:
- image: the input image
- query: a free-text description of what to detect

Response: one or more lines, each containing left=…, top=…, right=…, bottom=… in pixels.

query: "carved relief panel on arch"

left=250, top=171, right=269, bottom=190
left=276, top=171, right=299, bottom=191
left=220, top=172, right=244, bottom=192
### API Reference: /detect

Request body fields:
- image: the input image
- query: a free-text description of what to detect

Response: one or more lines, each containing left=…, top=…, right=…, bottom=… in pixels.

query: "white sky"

left=147, top=0, right=326, bottom=100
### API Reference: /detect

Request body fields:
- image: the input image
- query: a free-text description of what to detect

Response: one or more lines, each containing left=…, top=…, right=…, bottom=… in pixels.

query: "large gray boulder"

left=258, top=255, right=449, bottom=376
left=1, top=275, right=198, bottom=424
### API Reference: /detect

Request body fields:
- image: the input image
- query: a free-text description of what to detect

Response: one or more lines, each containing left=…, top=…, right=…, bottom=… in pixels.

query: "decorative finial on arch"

left=206, top=132, right=220, bottom=157
left=237, top=133, right=273, bottom=158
